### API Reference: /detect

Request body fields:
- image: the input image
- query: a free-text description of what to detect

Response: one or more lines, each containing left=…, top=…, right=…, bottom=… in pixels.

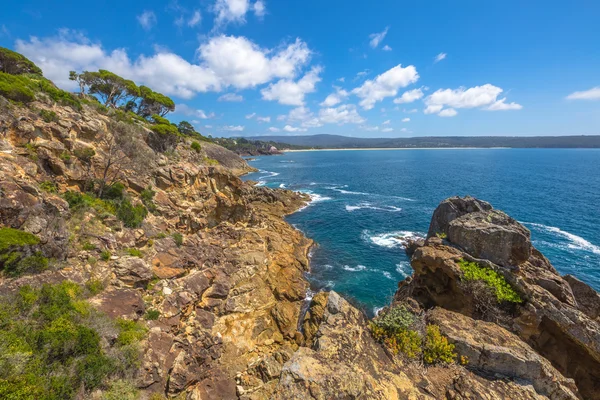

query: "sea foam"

left=345, top=202, right=402, bottom=212
left=363, top=230, right=424, bottom=249
left=524, top=222, right=600, bottom=255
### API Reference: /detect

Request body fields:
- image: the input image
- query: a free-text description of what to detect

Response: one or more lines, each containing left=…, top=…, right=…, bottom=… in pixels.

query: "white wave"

left=258, top=170, right=280, bottom=178
left=373, top=306, right=385, bottom=316
left=309, top=182, right=317, bottom=186
left=382, top=271, right=393, bottom=280
left=390, top=196, right=416, bottom=201
left=279, top=183, right=287, bottom=188
left=326, top=185, right=370, bottom=195
left=363, top=230, right=424, bottom=249
left=396, top=261, right=412, bottom=276
left=523, top=222, right=600, bottom=255
left=296, top=190, right=332, bottom=212
left=342, top=264, right=367, bottom=272
left=345, top=202, right=402, bottom=213
left=256, top=180, right=267, bottom=186
left=322, top=264, right=334, bottom=270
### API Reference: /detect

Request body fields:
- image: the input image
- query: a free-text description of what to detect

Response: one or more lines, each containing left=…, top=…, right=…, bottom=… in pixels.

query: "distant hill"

left=246, top=134, right=600, bottom=149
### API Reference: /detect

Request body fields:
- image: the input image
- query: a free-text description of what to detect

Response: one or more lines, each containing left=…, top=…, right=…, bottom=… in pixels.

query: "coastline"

left=283, top=147, right=511, bottom=152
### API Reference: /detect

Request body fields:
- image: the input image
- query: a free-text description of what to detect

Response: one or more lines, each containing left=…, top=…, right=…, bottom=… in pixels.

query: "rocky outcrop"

left=397, top=196, right=600, bottom=399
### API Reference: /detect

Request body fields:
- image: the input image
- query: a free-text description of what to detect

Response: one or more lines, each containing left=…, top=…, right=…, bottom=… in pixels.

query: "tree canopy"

left=0, top=47, right=43, bottom=75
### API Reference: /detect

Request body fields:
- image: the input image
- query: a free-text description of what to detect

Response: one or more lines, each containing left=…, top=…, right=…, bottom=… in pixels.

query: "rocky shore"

left=1, top=92, right=599, bottom=399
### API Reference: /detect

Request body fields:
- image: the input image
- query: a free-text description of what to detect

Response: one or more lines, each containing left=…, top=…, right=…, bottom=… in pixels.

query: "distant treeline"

left=246, top=134, right=600, bottom=149
left=211, top=137, right=309, bottom=156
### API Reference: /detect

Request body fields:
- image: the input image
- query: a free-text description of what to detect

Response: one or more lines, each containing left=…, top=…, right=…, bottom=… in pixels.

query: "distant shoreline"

left=283, top=147, right=511, bottom=152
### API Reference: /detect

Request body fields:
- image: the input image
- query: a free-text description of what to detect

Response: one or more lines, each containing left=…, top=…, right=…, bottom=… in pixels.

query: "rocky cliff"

left=1, top=90, right=599, bottom=399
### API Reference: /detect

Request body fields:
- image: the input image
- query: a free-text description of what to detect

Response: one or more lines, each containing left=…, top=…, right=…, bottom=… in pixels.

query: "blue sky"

left=1, top=0, right=599, bottom=137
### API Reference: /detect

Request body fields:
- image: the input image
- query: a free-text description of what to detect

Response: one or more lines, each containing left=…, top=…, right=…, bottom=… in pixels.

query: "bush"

left=39, top=180, right=58, bottom=193
left=64, top=191, right=117, bottom=215
left=0, top=72, right=36, bottom=103
left=140, top=187, right=157, bottom=213
left=101, top=379, right=140, bottom=400
left=172, top=232, right=183, bottom=247
left=144, top=309, right=160, bottom=321
left=0, top=227, right=40, bottom=251
left=458, top=259, right=522, bottom=303
left=370, top=306, right=422, bottom=359
left=150, top=114, right=170, bottom=125
left=150, top=123, right=179, bottom=136
left=100, top=251, right=111, bottom=261
left=126, top=248, right=143, bottom=258
left=116, top=319, right=147, bottom=346
left=423, top=325, right=456, bottom=365
left=116, top=199, right=147, bottom=228
left=203, top=157, right=219, bottom=166
left=0, top=281, right=144, bottom=399
left=85, top=279, right=105, bottom=296
left=82, top=241, right=96, bottom=251
left=373, top=305, right=415, bottom=334
left=191, top=141, right=202, bottom=153
left=74, top=147, right=96, bottom=162
left=60, top=151, right=72, bottom=163
left=40, top=109, right=58, bottom=123
left=102, top=182, right=126, bottom=201
left=0, top=47, right=43, bottom=75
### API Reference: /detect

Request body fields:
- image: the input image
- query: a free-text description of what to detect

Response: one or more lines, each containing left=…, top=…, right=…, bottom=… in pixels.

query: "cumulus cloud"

left=283, top=125, right=307, bottom=132
left=222, top=125, right=245, bottom=131
left=268, top=127, right=280, bottom=132
left=318, top=104, right=365, bottom=125
left=320, top=86, right=349, bottom=107
left=424, top=84, right=522, bottom=116
left=15, top=33, right=312, bottom=98
left=214, top=0, right=265, bottom=26
left=253, top=0, right=266, bottom=17
left=402, top=117, right=410, bottom=122
left=256, top=116, right=271, bottom=122
left=382, top=119, right=391, bottom=125
left=175, top=104, right=215, bottom=119
left=352, top=64, right=419, bottom=110
left=566, top=87, right=600, bottom=100
left=261, top=66, right=322, bottom=105
left=393, top=88, right=424, bottom=104
left=137, top=11, right=157, bottom=30
left=218, top=93, right=244, bottom=102
left=382, top=45, right=392, bottom=51
left=381, top=127, right=393, bottom=133
left=434, top=52, right=447, bottom=63
left=438, top=108, right=457, bottom=117
left=369, top=27, right=389, bottom=48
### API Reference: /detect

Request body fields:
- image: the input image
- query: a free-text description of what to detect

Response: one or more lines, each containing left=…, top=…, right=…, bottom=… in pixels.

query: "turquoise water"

left=243, top=149, right=600, bottom=315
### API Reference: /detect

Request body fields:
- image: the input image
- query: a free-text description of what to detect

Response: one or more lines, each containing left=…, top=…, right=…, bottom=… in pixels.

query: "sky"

left=1, top=0, right=599, bottom=138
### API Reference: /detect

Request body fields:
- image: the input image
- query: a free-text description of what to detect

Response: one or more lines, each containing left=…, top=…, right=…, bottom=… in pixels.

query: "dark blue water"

left=243, top=149, right=600, bottom=314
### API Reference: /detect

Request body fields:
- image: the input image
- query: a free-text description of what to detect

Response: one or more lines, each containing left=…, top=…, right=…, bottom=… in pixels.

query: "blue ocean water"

left=242, top=149, right=600, bottom=315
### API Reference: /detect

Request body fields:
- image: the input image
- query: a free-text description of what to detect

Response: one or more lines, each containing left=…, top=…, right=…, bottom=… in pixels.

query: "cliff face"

left=1, top=94, right=598, bottom=399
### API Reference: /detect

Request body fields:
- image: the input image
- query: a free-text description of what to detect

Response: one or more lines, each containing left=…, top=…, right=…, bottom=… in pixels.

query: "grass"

left=126, top=248, right=143, bottom=258
left=203, top=157, right=219, bottom=166
left=85, top=279, right=105, bottom=296
left=64, top=190, right=148, bottom=229
left=0, top=281, right=144, bottom=399
left=172, top=232, right=183, bottom=247
left=0, top=228, right=40, bottom=252
left=39, top=181, right=58, bottom=193
left=39, top=109, right=58, bottom=123
left=191, top=141, right=201, bottom=153
left=0, top=72, right=81, bottom=110
left=458, top=259, right=523, bottom=303
left=100, top=251, right=111, bottom=261
left=144, top=309, right=160, bottom=321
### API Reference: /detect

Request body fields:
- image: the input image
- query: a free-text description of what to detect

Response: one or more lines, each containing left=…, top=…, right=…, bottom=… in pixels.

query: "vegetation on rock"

left=458, top=259, right=523, bottom=303
left=423, top=325, right=457, bottom=364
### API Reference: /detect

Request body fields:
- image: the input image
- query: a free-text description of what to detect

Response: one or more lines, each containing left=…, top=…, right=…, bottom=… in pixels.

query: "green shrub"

left=40, top=109, right=58, bottom=123
left=64, top=191, right=117, bottom=215
left=59, top=151, right=72, bottom=163
left=100, top=251, right=111, bottom=261
left=203, top=157, right=219, bottom=166
left=458, top=259, right=522, bottom=303
left=116, top=200, right=147, bottom=228
left=423, top=325, right=456, bottom=365
left=172, top=232, right=183, bottom=247
left=0, top=47, right=43, bottom=75
left=73, top=147, right=96, bottom=162
left=85, top=279, right=105, bottom=296
left=88, top=256, right=98, bottom=266
left=102, top=182, right=126, bottom=201
left=150, top=123, right=179, bottom=136
left=82, top=241, right=96, bottom=251
left=140, top=187, right=157, bottom=213
left=116, top=319, right=147, bottom=346
left=101, top=379, right=140, bottom=400
left=191, top=141, right=202, bottom=153
left=0, top=281, right=143, bottom=399
left=0, top=227, right=40, bottom=252
left=370, top=306, right=422, bottom=359
left=126, top=248, right=143, bottom=258
left=435, top=232, right=447, bottom=239
left=150, top=114, right=170, bottom=125
left=0, top=72, right=36, bottom=103
left=144, top=309, right=160, bottom=321
left=373, top=305, right=415, bottom=334
left=39, top=180, right=58, bottom=193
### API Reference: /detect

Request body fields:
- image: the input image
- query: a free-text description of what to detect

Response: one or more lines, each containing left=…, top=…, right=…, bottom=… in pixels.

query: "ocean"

left=242, top=149, right=600, bottom=315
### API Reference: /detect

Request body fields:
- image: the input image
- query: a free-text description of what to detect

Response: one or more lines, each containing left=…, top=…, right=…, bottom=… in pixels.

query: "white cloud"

left=320, top=86, right=349, bottom=107
left=382, top=119, right=391, bottom=125
left=205, top=125, right=213, bottom=128
left=487, top=98, right=523, bottom=110
left=393, top=88, right=424, bottom=104
left=15, top=33, right=312, bottom=98
left=438, top=108, right=457, bottom=117
left=352, top=64, right=419, bottom=110
left=337, top=77, right=345, bottom=82
left=369, top=27, right=389, bottom=48
left=245, top=113, right=256, bottom=119
left=175, top=104, right=215, bottom=119
left=363, top=125, right=379, bottom=131
left=218, top=93, right=243, bottom=102
left=137, top=11, right=157, bottom=30
left=253, top=0, right=266, bottom=17
left=424, top=84, right=522, bottom=116
left=404, top=108, right=418, bottom=113
left=434, top=52, right=447, bottom=63
left=261, top=66, right=322, bottom=105
left=256, top=116, right=271, bottom=122
left=268, top=127, right=280, bottom=132
left=318, top=104, right=365, bottom=125
left=283, top=125, right=307, bottom=132
left=400, top=128, right=408, bottom=133
left=382, top=127, right=393, bottom=133
left=402, top=117, right=410, bottom=122
left=382, top=45, right=392, bottom=52
left=214, top=0, right=250, bottom=25
left=566, top=87, right=600, bottom=100
left=222, top=125, right=245, bottom=131
left=188, top=10, right=202, bottom=27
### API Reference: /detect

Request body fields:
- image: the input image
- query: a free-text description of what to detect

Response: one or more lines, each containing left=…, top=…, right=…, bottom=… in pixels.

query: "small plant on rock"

left=458, top=259, right=522, bottom=304
left=423, top=325, right=456, bottom=365
left=191, top=141, right=202, bottom=153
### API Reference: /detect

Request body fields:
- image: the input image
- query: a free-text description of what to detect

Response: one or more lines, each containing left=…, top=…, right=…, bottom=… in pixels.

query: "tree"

left=0, top=47, right=43, bottom=75
left=81, top=70, right=140, bottom=108
left=177, top=121, right=196, bottom=136
left=137, top=86, right=175, bottom=117
left=69, top=71, right=87, bottom=97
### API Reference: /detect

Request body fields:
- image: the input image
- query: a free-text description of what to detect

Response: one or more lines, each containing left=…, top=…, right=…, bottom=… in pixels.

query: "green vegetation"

left=100, top=251, right=111, bottom=261
left=203, top=157, right=219, bottom=166
left=39, top=181, right=58, bottom=193
left=39, top=109, right=58, bottom=123
left=458, top=259, right=523, bottom=303
left=423, top=325, right=457, bottom=365
left=0, top=228, right=40, bottom=252
left=64, top=191, right=117, bottom=216
left=82, top=242, right=96, bottom=251
left=59, top=151, right=71, bottom=163
left=435, top=232, right=447, bottom=239
left=73, top=147, right=95, bottom=163
left=172, top=232, right=183, bottom=247
left=0, top=47, right=43, bottom=75
left=140, top=187, right=157, bottom=214
left=0, top=282, right=144, bottom=399
left=85, top=279, right=105, bottom=296
left=126, top=248, right=143, bottom=258
left=0, top=71, right=80, bottom=109
left=144, top=309, right=160, bottom=321
left=151, top=123, right=179, bottom=136
left=116, top=199, right=148, bottom=228
left=191, top=141, right=202, bottom=153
